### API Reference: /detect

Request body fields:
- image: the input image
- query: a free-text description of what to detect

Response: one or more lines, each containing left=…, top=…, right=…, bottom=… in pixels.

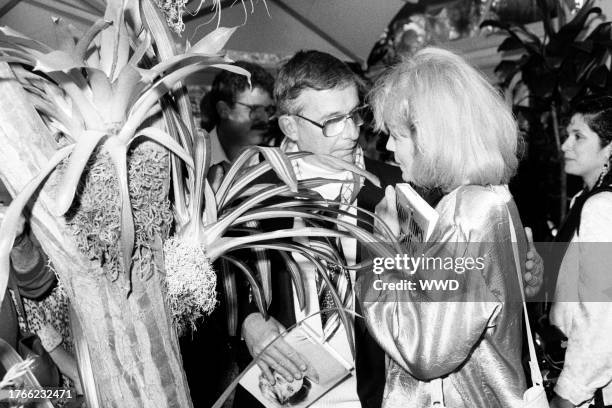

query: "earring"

left=596, top=161, right=610, bottom=188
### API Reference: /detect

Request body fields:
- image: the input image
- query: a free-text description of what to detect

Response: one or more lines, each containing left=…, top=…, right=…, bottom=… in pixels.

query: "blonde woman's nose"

left=386, top=136, right=396, bottom=152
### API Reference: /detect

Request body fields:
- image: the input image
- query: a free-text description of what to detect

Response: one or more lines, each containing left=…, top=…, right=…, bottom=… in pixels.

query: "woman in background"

left=548, top=97, right=612, bottom=408
left=358, top=47, right=527, bottom=407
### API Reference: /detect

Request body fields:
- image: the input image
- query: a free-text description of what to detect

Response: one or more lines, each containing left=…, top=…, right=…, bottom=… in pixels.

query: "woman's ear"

left=278, top=115, right=298, bottom=142
left=216, top=101, right=230, bottom=120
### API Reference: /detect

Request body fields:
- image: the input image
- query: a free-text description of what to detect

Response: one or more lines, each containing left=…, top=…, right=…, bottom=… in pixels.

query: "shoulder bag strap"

left=505, top=202, right=544, bottom=386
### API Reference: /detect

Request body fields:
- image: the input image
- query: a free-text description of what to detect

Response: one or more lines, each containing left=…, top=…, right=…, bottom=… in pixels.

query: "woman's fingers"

left=257, top=360, right=276, bottom=384
left=375, top=186, right=400, bottom=237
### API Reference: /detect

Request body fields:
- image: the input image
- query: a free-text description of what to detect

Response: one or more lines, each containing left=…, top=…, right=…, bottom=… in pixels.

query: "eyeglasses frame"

left=292, top=104, right=368, bottom=137
left=234, top=101, right=277, bottom=120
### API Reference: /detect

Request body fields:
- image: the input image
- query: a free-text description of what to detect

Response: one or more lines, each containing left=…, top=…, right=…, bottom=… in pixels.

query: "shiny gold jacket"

left=357, top=185, right=527, bottom=408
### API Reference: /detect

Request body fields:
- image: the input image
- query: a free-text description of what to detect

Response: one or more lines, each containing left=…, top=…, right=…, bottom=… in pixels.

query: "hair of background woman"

left=369, top=47, right=519, bottom=192
left=571, top=95, right=612, bottom=188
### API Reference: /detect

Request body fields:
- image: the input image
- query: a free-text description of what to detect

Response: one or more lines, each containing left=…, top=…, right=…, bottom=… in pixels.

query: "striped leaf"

left=219, top=259, right=238, bottom=336
left=206, top=227, right=349, bottom=262
left=217, top=147, right=297, bottom=202
left=221, top=255, right=268, bottom=320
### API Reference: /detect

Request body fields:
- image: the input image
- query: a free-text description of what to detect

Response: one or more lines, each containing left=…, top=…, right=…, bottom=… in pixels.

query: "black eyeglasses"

left=293, top=105, right=367, bottom=137
left=234, top=101, right=277, bottom=120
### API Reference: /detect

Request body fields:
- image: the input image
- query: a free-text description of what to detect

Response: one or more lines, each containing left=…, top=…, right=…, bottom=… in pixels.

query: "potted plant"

left=0, top=1, right=395, bottom=406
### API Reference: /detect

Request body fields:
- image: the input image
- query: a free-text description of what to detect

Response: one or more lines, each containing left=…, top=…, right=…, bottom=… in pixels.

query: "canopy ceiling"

left=0, top=0, right=409, bottom=66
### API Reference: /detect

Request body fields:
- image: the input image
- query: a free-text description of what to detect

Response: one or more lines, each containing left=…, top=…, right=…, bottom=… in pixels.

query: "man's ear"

left=278, top=115, right=298, bottom=141
left=216, top=101, right=231, bottom=120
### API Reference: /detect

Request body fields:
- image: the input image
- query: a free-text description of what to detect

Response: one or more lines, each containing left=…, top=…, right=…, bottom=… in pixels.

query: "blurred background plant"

left=482, top=0, right=612, bottom=236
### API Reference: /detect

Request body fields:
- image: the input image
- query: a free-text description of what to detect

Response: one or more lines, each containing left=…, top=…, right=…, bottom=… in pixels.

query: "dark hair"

left=572, top=96, right=612, bottom=189
left=571, top=96, right=612, bottom=148
left=206, top=61, right=274, bottom=125
left=274, top=50, right=363, bottom=114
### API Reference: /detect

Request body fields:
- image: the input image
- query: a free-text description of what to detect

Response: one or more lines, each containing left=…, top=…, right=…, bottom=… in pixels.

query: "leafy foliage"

left=482, top=0, right=612, bottom=226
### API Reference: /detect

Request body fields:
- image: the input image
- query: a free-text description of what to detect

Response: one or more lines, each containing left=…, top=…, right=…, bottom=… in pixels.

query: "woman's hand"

left=523, top=226, right=544, bottom=297
left=374, top=186, right=400, bottom=238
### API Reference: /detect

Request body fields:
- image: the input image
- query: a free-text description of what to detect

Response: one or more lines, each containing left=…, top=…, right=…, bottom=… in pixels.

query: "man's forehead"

left=235, top=86, right=272, bottom=103
left=294, top=85, right=359, bottom=116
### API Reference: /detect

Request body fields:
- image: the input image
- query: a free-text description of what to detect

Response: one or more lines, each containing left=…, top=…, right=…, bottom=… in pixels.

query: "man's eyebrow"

left=321, top=104, right=360, bottom=120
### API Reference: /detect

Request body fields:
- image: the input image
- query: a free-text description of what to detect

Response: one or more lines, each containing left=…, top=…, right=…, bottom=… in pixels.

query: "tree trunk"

left=0, top=63, right=193, bottom=407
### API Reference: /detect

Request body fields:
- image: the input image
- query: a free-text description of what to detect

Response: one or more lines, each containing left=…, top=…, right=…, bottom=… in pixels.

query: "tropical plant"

left=0, top=1, right=397, bottom=406
left=482, top=0, right=612, bottom=225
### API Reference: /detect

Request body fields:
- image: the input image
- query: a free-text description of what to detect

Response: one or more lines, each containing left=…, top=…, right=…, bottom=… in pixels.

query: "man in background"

left=202, top=61, right=276, bottom=186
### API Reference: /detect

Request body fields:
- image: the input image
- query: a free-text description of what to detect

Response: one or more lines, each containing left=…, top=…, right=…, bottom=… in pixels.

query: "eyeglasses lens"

left=250, top=106, right=276, bottom=121
left=322, top=107, right=365, bottom=137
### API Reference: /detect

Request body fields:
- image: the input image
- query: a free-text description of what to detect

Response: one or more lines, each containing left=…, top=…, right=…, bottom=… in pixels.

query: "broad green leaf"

left=51, top=17, right=76, bottom=54
left=0, top=26, right=53, bottom=54
left=75, top=19, right=112, bottom=62
left=130, top=127, right=194, bottom=168
left=189, top=26, right=238, bottom=55
left=33, top=50, right=87, bottom=73
left=110, top=64, right=144, bottom=123
left=147, top=53, right=228, bottom=77
left=0, top=145, right=73, bottom=306
left=87, top=68, right=113, bottom=119
left=105, top=138, right=135, bottom=291
left=27, top=94, right=82, bottom=141
left=55, top=130, right=107, bottom=216
left=47, top=72, right=102, bottom=129
left=127, top=30, right=151, bottom=67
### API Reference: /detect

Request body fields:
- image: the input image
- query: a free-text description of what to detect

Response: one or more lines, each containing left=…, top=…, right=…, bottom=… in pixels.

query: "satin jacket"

left=357, top=185, right=527, bottom=408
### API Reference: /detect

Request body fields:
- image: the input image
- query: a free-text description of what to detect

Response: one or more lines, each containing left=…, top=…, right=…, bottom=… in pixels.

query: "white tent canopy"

left=1, top=0, right=611, bottom=80
left=0, top=0, right=406, bottom=66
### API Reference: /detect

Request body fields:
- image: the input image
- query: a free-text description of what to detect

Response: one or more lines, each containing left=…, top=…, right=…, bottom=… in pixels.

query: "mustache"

left=250, top=122, right=270, bottom=131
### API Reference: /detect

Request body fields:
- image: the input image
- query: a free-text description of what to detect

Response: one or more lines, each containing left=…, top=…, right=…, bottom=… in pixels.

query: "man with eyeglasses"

left=205, top=61, right=276, bottom=187
left=235, top=50, right=403, bottom=408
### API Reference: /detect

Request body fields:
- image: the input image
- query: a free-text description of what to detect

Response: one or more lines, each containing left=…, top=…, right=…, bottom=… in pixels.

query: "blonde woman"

left=357, top=47, right=528, bottom=407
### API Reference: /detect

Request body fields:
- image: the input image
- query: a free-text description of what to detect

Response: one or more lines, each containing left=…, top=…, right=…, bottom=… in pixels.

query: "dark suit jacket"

left=234, top=158, right=403, bottom=408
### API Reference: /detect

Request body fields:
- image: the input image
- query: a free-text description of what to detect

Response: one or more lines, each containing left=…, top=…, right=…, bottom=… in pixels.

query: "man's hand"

left=375, top=186, right=400, bottom=238
left=550, top=394, right=575, bottom=408
left=242, top=313, right=315, bottom=384
left=523, top=227, right=544, bottom=297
